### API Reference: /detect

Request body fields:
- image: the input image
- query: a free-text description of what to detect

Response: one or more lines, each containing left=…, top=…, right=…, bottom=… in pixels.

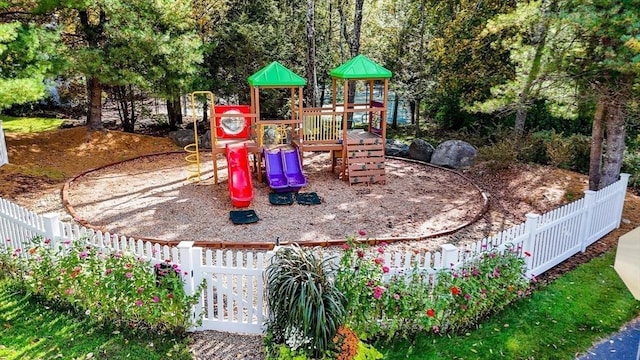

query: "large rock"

left=168, top=129, right=195, bottom=148
left=385, top=139, right=410, bottom=157
left=408, top=139, right=435, bottom=162
left=200, top=130, right=211, bottom=149
left=431, top=140, right=477, bottom=168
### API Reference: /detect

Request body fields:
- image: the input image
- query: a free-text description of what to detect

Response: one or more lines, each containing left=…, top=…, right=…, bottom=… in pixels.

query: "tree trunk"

left=600, top=99, right=626, bottom=188
left=415, top=97, right=422, bottom=137
left=304, top=0, right=318, bottom=107
left=338, top=0, right=365, bottom=129
left=80, top=9, right=106, bottom=132
left=513, top=0, right=555, bottom=138
left=113, top=85, right=137, bottom=133
left=409, top=100, right=416, bottom=125
left=201, top=97, right=207, bottom=125
left=391, top=92, right=399, bottom=130
left=166, top=96, right=183, bottom=130
left=86, top=76, right=104, bottom=131
left=588, top=95, right=605, bottom=190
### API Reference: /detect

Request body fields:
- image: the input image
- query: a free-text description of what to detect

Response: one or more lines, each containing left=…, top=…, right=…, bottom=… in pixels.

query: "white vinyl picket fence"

left=0, top=121, right=8, bottom=166
left=0, top=173, right=630, bottom=334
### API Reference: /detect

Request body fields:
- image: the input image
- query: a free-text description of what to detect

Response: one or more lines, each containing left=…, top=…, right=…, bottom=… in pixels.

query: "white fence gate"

left=0, top=121, right=8, bottom=166
left=0, top=174, right=631, bottom=335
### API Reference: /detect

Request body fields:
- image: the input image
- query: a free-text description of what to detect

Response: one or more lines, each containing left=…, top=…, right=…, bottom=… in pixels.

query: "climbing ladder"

left=345, top=137, right=385, bottom=185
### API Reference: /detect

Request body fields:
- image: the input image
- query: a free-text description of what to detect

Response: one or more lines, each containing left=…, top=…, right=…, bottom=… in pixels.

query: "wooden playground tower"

left=203, top=54, right=392, bottom=185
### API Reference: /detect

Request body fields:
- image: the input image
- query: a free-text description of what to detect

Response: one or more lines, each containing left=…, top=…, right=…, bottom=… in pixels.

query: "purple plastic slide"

left=282, top=148, right=307, bottom=191
left=263, top=148, right=289, bottom=191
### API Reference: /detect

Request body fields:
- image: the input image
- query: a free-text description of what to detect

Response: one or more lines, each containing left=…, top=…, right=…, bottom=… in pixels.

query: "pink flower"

left=44, top=239, right=51, bottom=245
left=65, top=288, right=73, bottom=295
left=374, top=257, right=384, bottom=265
left=377, top=246, right=385, bottom=254
left=137, top=287, right=144, bottom=294
left=125, top=272, right=133, bottom=279
left=393, top=293, right=400, bottom=300
left=341, top=243, right=350, bottom=251
left=105, top=268, right=112, bottom=275
left=79, top=251, right=88, bottom=260
left=464, top=293, right=471, bottom=301
left=382, top=266, right=390, bottom=274
left=357, top=250, right=364, bottom=258
left=63, top=240, right=71, bottom=245
left=152, top=296, right=160, bottom=303
left=373, top=286, right=385, bottom=300
left=358, top=229, right=367, bottom=237
left=135, top=300, right=143, bottom=306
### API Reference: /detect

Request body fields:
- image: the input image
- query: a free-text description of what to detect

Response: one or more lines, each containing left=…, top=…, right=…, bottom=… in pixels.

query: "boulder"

left=385, top=139, right=410, bottom=157
left=200, top=130, right=212, bottom=149
left=430, top=140, right=477, bottom=168
left=168, top=129, right=195, bottom=148
left=408, top=139, right=435, bottom=162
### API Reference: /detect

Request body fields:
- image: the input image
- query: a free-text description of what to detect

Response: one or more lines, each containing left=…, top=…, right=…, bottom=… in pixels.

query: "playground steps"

left=345, top=137, right=385, bottom=185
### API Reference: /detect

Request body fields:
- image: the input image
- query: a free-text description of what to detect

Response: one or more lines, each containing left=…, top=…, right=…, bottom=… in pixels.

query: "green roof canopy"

left=248, top=61, right=306, bottom=87
left=330, top=54, right=392, bottom=79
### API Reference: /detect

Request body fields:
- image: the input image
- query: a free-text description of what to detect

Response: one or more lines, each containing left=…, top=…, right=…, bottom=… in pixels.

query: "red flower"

left=357, top=250, right=364, bottom=258
left=341, top=243, right=350, bottom=251
left=374, top=257, right=384, bottom=265
left=382, top=266, right=390, bottom=274
left=426, top=309, right=435, bottom=317
left=451, top=286, right=461, bottom=296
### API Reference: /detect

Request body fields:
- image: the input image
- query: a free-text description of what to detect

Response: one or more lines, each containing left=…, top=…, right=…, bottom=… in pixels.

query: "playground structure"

left=188, top=55, right=392, bottom=207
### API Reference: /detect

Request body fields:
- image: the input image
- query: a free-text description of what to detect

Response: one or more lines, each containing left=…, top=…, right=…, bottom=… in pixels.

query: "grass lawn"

left=0, top=115, right=64, bottom=133
left=0, top=283, right=193, bottom=360
left=378, top=250, right=640, bottom=359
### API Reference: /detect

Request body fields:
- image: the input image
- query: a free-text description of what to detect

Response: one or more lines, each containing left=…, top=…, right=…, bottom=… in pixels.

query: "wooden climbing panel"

left=345, top=137, right=385, bottom=184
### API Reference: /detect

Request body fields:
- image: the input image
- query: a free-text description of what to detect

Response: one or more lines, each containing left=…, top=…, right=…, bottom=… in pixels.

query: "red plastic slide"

left=225, top=144, right=254, bottom=208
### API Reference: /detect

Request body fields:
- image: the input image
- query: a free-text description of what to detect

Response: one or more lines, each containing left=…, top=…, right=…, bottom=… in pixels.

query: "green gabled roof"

left=330, top=54, right=392, bottom=79
left=248, top=61, right=306, bottom=87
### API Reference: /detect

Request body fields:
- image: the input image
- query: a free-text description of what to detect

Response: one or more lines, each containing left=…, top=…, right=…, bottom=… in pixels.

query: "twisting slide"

left=226, top=144, right=254, bottom=208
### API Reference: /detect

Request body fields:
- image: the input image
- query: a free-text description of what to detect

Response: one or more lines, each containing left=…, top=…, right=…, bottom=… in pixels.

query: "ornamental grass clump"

left=336, top=238, right=531, bottom=341
left=0, top=236, right=200, bottom=336
left=265, top=244, right=346, bottom=359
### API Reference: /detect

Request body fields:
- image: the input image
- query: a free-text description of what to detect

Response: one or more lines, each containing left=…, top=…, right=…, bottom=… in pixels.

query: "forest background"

left=1, top=0, right=639, bottom=192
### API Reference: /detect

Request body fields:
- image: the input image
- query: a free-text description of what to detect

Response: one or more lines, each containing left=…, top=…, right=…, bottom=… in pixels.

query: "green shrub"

left=518, top=132, right=549, bottom=164
left=566, top=134, right=591, bottom=174
left=265, top=244, right=346, bottom=359
left=0, top=236, right=200, bottom=336
left=478, top=138, right=519, bottom=170
left=623, top=149, right=640, bottom=192
left=543, top=130, right=573, bottom=168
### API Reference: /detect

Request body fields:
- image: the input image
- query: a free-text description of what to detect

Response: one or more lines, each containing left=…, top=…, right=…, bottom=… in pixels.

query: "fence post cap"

left=440, top=243, right=457, bottom=251
left=177, top=241, right=195, bottom=249
left=525, top=213, right=540, bottom=219
left=42, top=213, right=59, bottom=220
